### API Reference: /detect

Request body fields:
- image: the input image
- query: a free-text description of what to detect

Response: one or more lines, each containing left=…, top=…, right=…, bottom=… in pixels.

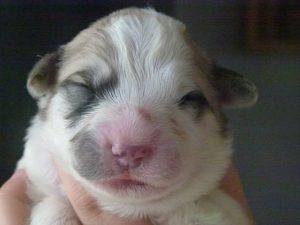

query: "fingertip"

left=0, top=170, right=30, bottom=225
left=0, top=169, right=28, bottom=203
left=12, top=169, right=27, bottom=180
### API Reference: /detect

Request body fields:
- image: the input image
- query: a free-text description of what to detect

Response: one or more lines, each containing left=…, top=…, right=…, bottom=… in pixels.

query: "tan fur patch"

left=169, top=116, right=187, bottom=141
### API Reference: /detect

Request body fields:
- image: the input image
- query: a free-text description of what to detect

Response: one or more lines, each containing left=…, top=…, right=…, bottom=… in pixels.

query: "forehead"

left=59, top=9, right=201, bottom=99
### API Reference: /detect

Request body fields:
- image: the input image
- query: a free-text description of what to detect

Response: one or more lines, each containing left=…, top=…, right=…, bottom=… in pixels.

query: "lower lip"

left=94, top=179, right=167, bottom=199
left=108, top=179, right=146, bottom=187
left=98, top=178, right=148, bottom=190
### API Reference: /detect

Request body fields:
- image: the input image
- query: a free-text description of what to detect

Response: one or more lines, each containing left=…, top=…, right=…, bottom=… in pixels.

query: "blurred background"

left=0, top=0, right=299, bottom=224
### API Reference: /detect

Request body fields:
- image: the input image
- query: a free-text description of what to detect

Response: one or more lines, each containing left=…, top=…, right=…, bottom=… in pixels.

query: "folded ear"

left=27, top=50, right=61, bottom=99
left=212, top=66, right=258, bottom=108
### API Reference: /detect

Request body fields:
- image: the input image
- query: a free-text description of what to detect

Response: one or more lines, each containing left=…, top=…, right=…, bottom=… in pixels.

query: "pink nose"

left=112, top=144, right=151, bottom=169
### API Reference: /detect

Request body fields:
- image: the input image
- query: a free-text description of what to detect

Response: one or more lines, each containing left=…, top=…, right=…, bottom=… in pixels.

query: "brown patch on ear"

left=27, top=50, right=61, bottom=99
left=182, top=30, right=258, bottom=109
left=211, top=66, right=258, bottom=108
left=169, top=116, right=187, bottom=141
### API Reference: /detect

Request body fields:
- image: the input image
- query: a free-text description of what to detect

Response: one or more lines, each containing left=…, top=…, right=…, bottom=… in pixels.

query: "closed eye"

left=178, top=90, right=208, bottom=108
left=60, top=80, right=95, bottom=103
left=61, top=77, right=118, bottom=127
left=61, top=80, right=93, bottom=92
left=60, top=80, right=96, bottom=122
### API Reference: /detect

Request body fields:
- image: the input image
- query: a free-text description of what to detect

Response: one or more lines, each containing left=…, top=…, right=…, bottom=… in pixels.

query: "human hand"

left=0, top=168, right=152, bottom=225
left=0, top=170, right=29, bottom=225
left=220, top=164, right=256, bottom=224
left=0, top=165, right=254, bottom=225
left=56, top=164, right=153, bottom=225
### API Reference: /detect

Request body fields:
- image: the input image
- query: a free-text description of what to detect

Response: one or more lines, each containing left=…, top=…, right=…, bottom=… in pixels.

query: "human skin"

left=0, top=170, right=29, bottom=225
left=0, top=164, right=254, bottom=225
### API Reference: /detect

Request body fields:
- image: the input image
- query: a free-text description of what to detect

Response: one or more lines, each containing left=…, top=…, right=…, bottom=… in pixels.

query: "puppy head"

left=27, top=8, right=257, bottom=216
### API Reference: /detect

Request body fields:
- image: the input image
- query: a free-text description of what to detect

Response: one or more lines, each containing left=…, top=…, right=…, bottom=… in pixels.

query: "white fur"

left=19, top=8, right=249, bottom=225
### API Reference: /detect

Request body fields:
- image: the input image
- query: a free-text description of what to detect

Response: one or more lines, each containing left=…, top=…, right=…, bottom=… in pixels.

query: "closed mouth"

left=91, top=174, right=170, bottom=200
left=102, top=178, right=147, bottom=189
left=94, top=173, right=150, bottom=191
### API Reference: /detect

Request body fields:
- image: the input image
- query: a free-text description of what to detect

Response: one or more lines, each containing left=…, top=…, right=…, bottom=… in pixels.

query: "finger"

left=56, top=166, right=103, bottom=223
left=220, top=165, right=245, bottom=201
left=0, top=170, right=29, bottom=225
left=1, top=170, right=28, bottom=203
left=220, top=165, right=256, bottom=224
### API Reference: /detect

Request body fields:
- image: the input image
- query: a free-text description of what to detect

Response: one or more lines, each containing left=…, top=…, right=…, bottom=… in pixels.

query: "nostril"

left=111, top=144, right=151, bottom=168
left=130, top=146, right=150, bottom=160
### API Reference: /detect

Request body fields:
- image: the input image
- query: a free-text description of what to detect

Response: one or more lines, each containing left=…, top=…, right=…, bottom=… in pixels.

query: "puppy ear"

left=27, top=50, right=61, bottom=99
left=212, top=66, right=258, bottom=108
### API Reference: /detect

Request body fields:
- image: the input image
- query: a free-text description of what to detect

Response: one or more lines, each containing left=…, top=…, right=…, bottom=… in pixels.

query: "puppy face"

left=27, top=8, right=257, bottom=214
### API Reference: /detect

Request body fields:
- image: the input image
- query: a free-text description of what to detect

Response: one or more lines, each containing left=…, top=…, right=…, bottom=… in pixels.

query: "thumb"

left=56, top=166, right=103, bottom=224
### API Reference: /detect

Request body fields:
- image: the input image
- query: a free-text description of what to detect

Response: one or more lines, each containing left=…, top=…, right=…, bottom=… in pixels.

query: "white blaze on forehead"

left=104, top=12, right=186, bottom=71
left=58, top=8, right=215, bottom=107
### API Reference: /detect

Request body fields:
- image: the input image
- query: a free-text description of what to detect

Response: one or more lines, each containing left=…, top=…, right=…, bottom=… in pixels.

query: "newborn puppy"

left=18, top=8, right=257, bottom=225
